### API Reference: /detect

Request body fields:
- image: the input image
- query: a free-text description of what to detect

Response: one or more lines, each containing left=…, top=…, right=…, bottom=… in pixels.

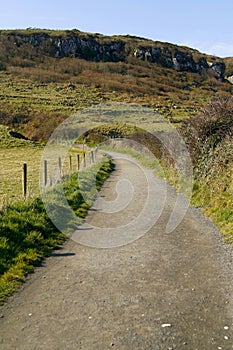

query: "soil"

left=0, top=153, right=232, bottom=350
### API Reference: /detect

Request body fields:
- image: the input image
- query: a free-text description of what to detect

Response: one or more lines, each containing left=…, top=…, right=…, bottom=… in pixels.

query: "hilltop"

left=0, top=29, right=232, bottom=139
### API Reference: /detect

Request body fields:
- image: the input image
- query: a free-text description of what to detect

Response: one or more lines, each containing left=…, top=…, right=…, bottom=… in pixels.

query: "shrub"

left=180, top=96, right=233, bottom=163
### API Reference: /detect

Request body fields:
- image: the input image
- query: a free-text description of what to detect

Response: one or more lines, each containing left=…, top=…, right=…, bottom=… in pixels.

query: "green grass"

left=191, top=165, right=233, bottom=243
left=0, top=146, right=43, bottom=206
left=0, top=144, right=85, bottom=207
left=0, top=126, right=88, bottom=206
left=0, top=155, right=113, bottom=303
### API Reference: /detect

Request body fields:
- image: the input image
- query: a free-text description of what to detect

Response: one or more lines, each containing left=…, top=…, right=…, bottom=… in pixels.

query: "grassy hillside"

left=0, top=29, right=232, bottom=140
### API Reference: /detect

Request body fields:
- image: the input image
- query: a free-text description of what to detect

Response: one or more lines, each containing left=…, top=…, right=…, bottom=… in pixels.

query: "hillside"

left=0, top=29, right=232, bottom=305
left=0, top=29, right=233, bottom=140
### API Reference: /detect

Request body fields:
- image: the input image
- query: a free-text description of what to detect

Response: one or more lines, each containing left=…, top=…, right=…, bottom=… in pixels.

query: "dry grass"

left=0, top=145, right=88, bottom=207
left=0, top=146, right=43, bottom=206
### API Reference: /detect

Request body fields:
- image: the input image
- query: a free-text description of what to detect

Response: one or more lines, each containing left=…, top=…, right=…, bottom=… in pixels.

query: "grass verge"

left=0, top=156, right=113, bottom=304
left=101, top=143, right=232, bottom=245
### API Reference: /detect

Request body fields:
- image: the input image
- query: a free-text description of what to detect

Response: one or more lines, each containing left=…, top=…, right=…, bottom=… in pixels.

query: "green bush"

left=180, top=97, right=233, bottom=242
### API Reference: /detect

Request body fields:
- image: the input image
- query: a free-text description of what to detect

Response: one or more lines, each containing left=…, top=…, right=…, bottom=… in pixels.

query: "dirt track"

left=0, top=153, right=232, bottom=350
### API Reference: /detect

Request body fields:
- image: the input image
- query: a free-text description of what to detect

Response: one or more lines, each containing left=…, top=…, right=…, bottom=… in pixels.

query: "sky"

left=0, top=0, right=233, bottom=57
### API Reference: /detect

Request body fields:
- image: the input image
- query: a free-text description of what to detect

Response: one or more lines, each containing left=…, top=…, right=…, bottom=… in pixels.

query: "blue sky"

left=0, top=0, right=232, bottom=57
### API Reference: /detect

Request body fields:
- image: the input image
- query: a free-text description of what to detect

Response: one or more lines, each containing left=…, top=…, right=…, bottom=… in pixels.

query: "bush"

left=180, top=96, right=233, bottom=163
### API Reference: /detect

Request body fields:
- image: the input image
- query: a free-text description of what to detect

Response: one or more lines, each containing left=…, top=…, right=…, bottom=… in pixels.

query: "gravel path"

left=0, top=153, right=232, bottom=350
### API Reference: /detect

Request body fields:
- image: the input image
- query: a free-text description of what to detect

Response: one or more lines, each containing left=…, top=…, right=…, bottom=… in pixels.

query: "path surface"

left=0, top=153, right=232, bottom=350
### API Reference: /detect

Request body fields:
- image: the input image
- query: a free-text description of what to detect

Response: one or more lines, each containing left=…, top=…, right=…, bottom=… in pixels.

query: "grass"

left=0, top=39, right=232, bottom=141
left=100, top=142, right=164, bottom=177
left=180, top=98, right=233, bottom=243
left=191, top=169, right=233, bottom=243
left=191, top=150, right=233, bottom=243
left=0, top=125, right=89, bottom=206
left=0, top=146, right=43, bottom=206
left=102, top=141, right=232, bottom=244
left=96, top=104, right=233, bottom=245
left=0, top=155, right=113, bottom=303
left=0, top=144, right=87, bottom=208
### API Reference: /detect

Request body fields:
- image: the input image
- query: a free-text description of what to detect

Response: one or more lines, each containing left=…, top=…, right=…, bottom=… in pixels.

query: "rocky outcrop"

left=227, top=75, right=233, bottom=84
left=133, top=46, right=225, bottom=78
left=12, top=32, right=126, bottom=62
left=1, top=30, right=226, bottom=79
left=209, top=62, right=226, bottom=80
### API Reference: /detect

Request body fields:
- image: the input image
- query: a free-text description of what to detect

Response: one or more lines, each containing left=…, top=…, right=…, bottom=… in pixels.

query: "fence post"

left=77, top=154, right=80, bottom=170
left=44, top=160, right=48, bottom=186
left=83, top=153, right=86, bottom=168
left=95, top=147, right=98, bottom=160
left=69, top=155, right=72, bottom=174
left=59, top=157, right=62, bottom=178
left=22, top=163, right=27, bottom=199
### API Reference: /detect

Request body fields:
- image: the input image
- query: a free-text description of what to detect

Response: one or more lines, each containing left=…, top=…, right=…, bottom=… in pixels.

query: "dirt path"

left=0, top=153, right=232, bottom=350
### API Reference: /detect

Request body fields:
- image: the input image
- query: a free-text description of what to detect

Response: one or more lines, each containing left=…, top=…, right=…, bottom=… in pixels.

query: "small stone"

left=224, top=326, right=229, bottom=330
left=218, top=347, right=222, bottom=349
left=28, top=313, right=32, bottom=317
left=224, top=336, right=229, bottom=340
left=162, top=323, right=172, bottom=328
left=88, top=316, right=92, bottom=320
left=0, top=314, right=4, bottom=318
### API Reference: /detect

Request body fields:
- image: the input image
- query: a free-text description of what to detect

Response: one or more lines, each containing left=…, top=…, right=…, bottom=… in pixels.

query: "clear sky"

left=0, top=0, right=232, bottom=57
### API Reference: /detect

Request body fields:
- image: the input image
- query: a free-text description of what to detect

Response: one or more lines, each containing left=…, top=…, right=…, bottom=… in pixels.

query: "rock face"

left=133, top=46, right=225, bottom=78
left=210, top=61, right=226, bottom=76
left=2, top=30, right=226, bottom=79
left=227, top=75, right=233, bottom=84
left=12, top=32, right=126, bottom=62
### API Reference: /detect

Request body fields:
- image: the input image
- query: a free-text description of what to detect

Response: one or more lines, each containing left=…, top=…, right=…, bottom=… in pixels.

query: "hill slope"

left=0, top=29, right=232, bottom=140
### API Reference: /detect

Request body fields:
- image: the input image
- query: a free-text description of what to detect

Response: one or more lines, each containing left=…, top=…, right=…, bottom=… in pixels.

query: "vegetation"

left=0, top=156, right=113, bottom=303
left=0, top=29, right=232, bottom=304
left=0, top=29, right=232, bottom=140
left=87, top=99, right=233, bottom=243
left=180, top=97, right=233, bottom=242
left=0, top=125, right=88, bottom=206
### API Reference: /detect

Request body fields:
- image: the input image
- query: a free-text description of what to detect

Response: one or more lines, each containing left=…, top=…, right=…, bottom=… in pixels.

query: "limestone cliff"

left=0, top=29, right=226, bottom=80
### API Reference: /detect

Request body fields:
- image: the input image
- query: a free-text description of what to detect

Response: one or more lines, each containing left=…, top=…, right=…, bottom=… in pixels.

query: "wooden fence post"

left=77, top=154, right=80, bottom=170
left=83, top=153, right=86, bottom=168
left=69, top=155, right=72, bottom=173
left=44, top=160, right=48, bottom=186
left=22, top=163, right=27, bottom=199
left=59, top=157, right=62, bottom=178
